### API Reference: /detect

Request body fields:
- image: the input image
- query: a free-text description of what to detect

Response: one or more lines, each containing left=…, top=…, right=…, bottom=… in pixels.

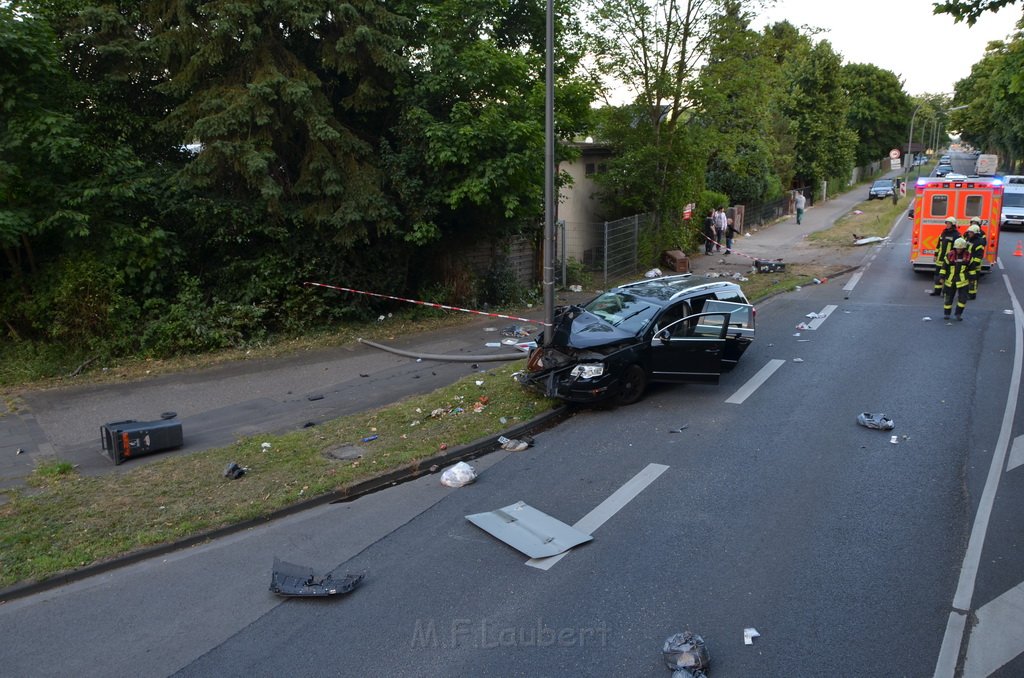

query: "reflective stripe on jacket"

left=945, top=249, right=973, bottom=288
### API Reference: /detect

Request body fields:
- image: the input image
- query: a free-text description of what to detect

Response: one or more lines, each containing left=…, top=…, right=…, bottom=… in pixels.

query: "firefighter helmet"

left=954, top=237, right=968, bottom=249
left=970, top=217, right=982, bottom=225
left=944, top=217, right=957, bottom=226
left=968, top=224, right=982, bottom=234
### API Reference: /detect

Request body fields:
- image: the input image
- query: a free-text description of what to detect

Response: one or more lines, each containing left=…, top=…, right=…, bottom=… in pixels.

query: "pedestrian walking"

left=703, top=209, right=716, bottom=255
left=794, top=191, right=806, bottom=225
left=942, top=237, right=972, bottom=321
left=724, top=218, right=739, bottom=255
left=964, top=218, right=986, bottom=300
left=713, top=207, right=728, bottom=252
left=930, top=217, right=961, bottom=296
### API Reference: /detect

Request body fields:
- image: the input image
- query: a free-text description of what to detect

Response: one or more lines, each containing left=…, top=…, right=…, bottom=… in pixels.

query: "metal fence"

left=556, top=213, right=650, bottom=288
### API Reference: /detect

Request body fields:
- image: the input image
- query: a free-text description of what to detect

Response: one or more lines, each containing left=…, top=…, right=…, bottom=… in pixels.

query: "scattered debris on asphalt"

left=743, top=628, right=760, bottom=645
left=669, top=425, right=689, bottom=433
left=854, top=236, right=886, bottom=245
left=498, top=435, right=530, bottom=452
left=466, top=501, right=592, bottom=558
left=16, top=448, right=24, bottom=455
left=440, top=461, right=477, bottom=487
left=269, top=557, right=365, bottom=597
left=857, top=412, right=895, bottom=430
left=890, top=435, right=899, bottom=444
left=223, top=462, right=246, bottom=479
left=792, top=358, right=804, bottom=362
left=662, top=631, right=710, bottom=675
left=307, top=394, right=324, bottom=401
left=501, top=325, right=534, bottom=338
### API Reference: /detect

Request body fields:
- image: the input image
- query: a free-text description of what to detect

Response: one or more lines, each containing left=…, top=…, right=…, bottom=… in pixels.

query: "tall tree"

left=587, top=0, right=727, bottom=256
left=933, top=0, right=1019, bottom=25
left=782, top=40, right=857, bottom=192
left=842, top=63, right=912, bottom=167
left=697, top=0, right=785, bottom=205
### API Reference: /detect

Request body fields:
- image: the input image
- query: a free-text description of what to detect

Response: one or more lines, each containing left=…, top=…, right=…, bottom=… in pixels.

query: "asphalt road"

left=5, top=185, right=1024, bottom=676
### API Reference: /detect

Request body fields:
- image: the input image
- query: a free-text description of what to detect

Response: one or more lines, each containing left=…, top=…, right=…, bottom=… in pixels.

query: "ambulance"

left=909, top=175, right=1003, bottom=272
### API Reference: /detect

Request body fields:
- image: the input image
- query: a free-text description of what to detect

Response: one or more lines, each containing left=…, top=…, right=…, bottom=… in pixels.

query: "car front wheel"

left=615, top=364, right=648, bottom=405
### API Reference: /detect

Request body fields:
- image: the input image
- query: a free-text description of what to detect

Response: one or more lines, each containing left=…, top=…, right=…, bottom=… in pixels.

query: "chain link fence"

left=555, top=214, right=652, bottom=288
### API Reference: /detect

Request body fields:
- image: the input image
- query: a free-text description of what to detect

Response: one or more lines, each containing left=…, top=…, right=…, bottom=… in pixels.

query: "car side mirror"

left=656, top=329, right=670, bottom=343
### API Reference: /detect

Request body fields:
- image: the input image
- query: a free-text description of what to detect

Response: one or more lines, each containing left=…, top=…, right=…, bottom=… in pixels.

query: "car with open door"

left=517, top=274, right=755, bottom=405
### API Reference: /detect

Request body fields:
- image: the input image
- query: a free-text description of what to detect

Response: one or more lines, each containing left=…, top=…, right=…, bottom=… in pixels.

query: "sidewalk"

left=682, top=174, right=900, bottom=279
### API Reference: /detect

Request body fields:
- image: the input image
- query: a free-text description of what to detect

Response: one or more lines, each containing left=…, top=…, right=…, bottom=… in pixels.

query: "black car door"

left=648, top=308, right=728, bottom=383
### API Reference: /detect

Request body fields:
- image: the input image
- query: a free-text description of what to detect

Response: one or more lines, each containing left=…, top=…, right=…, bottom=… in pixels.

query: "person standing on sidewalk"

left=713, top=207, right=728, bottom=252
left=703, top=209, right=716, bottom=254
left=930, top=217, right=961, bottom=296
left=794, top=191, right=806, bottom=225
left=724, top=217, right=739, bottom=255
left=942, top=237, right=972, bottom=321
left=965, top=219, right=986, bottom=300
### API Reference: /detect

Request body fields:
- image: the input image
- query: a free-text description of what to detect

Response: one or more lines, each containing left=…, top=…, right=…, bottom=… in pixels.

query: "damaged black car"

left=518, top=275, right=755, bottom=405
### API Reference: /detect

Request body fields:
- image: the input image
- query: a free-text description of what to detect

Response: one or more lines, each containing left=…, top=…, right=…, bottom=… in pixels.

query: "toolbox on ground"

left=754, top=259, right=786, bottom=273
left=101, top=417, right=183, bottom=465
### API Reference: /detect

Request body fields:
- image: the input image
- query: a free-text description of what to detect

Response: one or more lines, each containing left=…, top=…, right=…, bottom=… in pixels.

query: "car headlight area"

left=570, top=363, right=605, bottom=379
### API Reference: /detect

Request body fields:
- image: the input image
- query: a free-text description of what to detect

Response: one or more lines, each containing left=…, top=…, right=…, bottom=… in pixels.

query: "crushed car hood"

left=551, top=306, right=638, bottom=349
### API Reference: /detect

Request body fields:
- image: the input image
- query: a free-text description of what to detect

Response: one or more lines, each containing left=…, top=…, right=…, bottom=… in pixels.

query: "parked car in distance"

left=868, top=179, right=895, bottom=200
left=940, top=154, right=952, bottom=165
left=934, top=164, right=954, bottom=177
left=517, top=274, right=755, bottom=405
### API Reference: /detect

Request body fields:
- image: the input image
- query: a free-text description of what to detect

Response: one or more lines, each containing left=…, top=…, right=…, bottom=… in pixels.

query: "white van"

left=1002, top=176, right=1024, bottom=231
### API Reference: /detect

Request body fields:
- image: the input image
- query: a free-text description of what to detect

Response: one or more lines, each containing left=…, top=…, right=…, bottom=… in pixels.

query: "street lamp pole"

left=904, top=100, right=925, bottom=190
left=543, top=0, right=554, bottom=344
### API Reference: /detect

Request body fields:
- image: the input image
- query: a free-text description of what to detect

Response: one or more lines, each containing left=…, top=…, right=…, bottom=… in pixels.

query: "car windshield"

left=1005, top=193, right=1024, bottom=208
left=872, top=181, right=890, bottom=188
left=583, top=292, right=658, bottom=333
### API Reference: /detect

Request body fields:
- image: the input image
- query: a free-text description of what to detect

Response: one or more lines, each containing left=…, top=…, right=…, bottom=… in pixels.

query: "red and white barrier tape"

left=304, top=281, right=552, bottom=326
left=699, top=232, right=779, bottom=264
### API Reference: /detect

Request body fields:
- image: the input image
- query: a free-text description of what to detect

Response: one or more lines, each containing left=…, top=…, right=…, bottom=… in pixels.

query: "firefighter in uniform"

left=943, top=237, right=973, bottom=321
left=931, top=217, right=961, bottom=296
left=964, top=218, right=986, bottom=300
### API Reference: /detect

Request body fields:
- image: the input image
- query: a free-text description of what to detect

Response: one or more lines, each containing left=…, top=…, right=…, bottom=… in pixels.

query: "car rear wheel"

left=615, top=364, right=647, bottom=405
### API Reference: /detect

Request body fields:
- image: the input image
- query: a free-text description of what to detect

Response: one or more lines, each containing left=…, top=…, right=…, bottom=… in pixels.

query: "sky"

left=752, top=0, right=1021, bottom=95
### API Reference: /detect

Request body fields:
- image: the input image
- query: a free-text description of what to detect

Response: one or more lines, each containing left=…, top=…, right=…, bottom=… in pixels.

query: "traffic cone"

left=1016, top=241, right=1023, bottom=257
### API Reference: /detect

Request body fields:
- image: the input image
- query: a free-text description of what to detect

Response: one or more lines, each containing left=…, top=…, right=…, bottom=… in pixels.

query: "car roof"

left=610, top=274, right=742, bottom=305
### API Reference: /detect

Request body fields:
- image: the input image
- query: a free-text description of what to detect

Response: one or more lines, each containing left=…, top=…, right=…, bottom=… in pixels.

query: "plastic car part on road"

left=269, top=558, right=365, bottom=597
left=857, top=412, right=894, bottom=430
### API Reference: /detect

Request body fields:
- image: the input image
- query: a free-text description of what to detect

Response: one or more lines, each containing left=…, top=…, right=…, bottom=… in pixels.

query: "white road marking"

left=842, top=272, right=863, bottom=292
left=963, top=581, right=1024, bottom=676
left=805, top=304, right=837, bottom=330
left=725, top=359, right=785, bottom=405
left=525, top=463, right=669, bottom=570
left=935, top=274, right=1024, bottom=677
left=1007, top=435, right=1024, bottom=472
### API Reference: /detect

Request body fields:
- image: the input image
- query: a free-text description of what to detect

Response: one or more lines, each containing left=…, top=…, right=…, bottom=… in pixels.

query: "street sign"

left=891, top=159, right=902, bottom=169
left=889, top=148, right=901, bottom=159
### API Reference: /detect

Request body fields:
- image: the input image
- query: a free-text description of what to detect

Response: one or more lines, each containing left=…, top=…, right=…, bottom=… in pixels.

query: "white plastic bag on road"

left=440, top=461, right=477, bottom=488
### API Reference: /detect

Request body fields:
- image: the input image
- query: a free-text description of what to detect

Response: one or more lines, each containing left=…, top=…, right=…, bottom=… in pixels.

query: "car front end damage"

left=516, top=306, right=638, bottom=402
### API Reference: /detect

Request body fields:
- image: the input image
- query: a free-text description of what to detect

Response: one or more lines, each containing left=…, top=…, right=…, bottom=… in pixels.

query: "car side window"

left=654, top=301, right=691, bottom=338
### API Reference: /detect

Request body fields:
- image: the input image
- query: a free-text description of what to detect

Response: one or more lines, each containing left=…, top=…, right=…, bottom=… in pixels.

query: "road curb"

left=0, top=406, right=570, bottom=603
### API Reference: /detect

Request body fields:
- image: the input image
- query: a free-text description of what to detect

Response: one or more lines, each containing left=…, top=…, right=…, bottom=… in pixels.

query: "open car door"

left=649, top=311, right=731, bottom=383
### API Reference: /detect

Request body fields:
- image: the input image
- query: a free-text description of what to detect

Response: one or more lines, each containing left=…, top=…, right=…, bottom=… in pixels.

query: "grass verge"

left=0, top=362, right=557, bottom=590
